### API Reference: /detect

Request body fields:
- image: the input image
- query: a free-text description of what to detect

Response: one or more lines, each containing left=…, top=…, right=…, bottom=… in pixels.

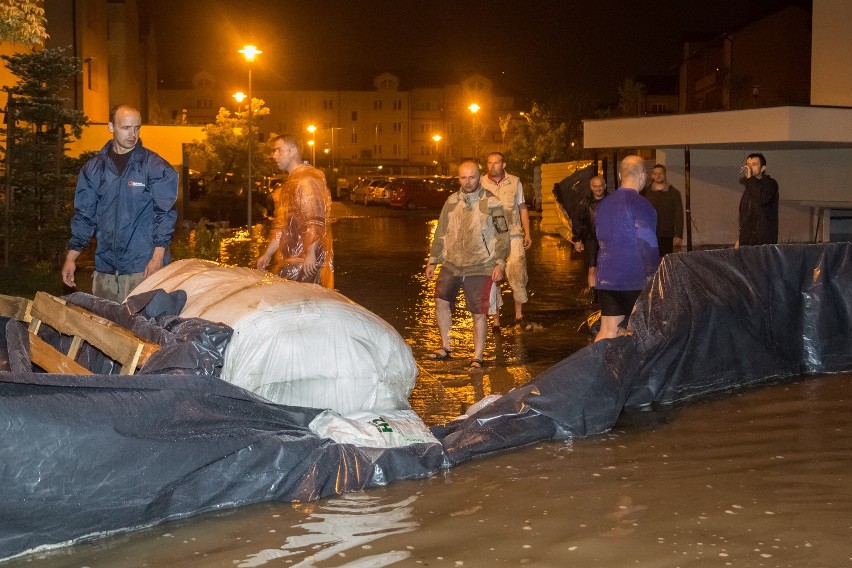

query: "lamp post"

left=432, top=134, right=442, bottom=174
left=238, top=44, right=261, bottom=229
left=306, top=124, right=317, bottom=165
left=232, top=91, right=246, bottom=112
left=468, top=103, right=480, bottom=157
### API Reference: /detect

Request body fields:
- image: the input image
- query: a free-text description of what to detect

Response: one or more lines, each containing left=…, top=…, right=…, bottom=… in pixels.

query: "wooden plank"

left=30, top=292, right=160, bottom=374
left=0, top=294, right=32, bottom=322
left=28, top=330, right=92, bottom=375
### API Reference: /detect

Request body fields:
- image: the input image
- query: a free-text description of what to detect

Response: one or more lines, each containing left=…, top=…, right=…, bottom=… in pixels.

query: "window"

left=393, top=144, right=400, bottom=155
left=393, top=99, right=403, bottom=110
left=447, top=123, right=457, bottom=134
left=351, top=132, right=358, bottom=143
left=376, top=123, right=383, bottom=133
left=420, top=145, right=432, bottom=156
left=393, top=122, right=402, bottom=133
left=374, top=144, right=383, bottom=155
left=374, top=99, right=383, bottom=110
left=351, top=111, right=358, bottom=121
left=322, top=99, right=334, bottom=110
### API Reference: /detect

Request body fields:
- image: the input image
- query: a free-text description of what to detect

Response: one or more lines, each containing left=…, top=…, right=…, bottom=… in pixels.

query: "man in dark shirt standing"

left=736, top=153, right=779, bottom=247
left=62, top=105, right=178, bottom=302
left=640, top=164, right=683, bottom=257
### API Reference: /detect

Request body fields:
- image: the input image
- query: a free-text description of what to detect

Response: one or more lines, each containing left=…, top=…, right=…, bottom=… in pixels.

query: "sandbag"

left=131, top=259, right=417, bottom=413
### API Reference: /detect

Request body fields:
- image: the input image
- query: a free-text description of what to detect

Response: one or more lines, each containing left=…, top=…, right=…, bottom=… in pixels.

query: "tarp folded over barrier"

left=436, top=243, right=852, bottom=464
left=1, top=242, right=850, bottom=560
left=0, top=373, right=444, bottom=561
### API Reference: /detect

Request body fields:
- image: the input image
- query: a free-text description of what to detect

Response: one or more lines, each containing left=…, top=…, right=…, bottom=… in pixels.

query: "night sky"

left=142, top=0, right=810, bottom=103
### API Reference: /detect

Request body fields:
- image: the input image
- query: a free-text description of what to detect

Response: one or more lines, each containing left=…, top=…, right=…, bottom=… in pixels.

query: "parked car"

left=188, top=169, right=207, bottom=199
left=365, top=179, right=394, bottom=206
left=350, top=177, right=384, bottom=204
left=208, top=172, right=244, bottom=196
left=387, top=177, right=456, bottom=209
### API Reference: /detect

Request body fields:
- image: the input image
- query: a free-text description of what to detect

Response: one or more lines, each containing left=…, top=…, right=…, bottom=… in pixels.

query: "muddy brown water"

left=10, top=204, right=852, bottom=567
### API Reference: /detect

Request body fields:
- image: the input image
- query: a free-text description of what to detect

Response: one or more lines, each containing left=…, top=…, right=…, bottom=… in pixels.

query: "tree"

left=2, top=46, right=88, bottom=266
left=0, top=0, right=49, bottom=47
left=187, top=100, right=273, bottom=224
left=504, top=95, right=593, bottom=179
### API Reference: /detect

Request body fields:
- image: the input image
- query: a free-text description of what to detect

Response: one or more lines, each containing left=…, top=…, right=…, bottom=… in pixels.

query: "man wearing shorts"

left=481, top=152, right=531, bottom=331
left=425, top=160, right=510, bottom=372
left=594, top=155, right=659, bottom=342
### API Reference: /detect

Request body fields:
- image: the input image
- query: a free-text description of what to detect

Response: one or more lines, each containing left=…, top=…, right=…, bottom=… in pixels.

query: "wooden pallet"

left=1, top=292, right=160, bottom=375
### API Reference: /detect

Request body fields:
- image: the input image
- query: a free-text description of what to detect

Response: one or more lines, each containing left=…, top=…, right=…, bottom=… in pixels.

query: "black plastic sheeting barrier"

left=1, top=243, right=850, bottom=561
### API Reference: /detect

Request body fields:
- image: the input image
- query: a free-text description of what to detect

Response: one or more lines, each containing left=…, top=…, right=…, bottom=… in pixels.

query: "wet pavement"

left=10, top=203, right=852, bottom=567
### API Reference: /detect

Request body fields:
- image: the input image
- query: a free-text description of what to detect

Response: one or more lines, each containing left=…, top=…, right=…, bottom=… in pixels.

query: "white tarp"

left=132, top=259, right=417, bottom=414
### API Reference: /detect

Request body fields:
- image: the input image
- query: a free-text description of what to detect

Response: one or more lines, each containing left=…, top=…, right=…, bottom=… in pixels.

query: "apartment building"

left=156, top=71, right=526, bottom=173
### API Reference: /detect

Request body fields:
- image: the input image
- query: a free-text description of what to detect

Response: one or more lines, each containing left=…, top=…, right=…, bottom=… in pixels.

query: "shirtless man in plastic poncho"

left=257, top=134, right=334, bottom=288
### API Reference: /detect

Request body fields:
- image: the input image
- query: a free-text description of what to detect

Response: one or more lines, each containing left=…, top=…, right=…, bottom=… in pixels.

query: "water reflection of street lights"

left=432, top=134, right=442, bottom=174
left=238, top=44, right=261, bottom=229
left=468, top=103, right=480, bottom=157
left=306, top=124, right=317, bottom=165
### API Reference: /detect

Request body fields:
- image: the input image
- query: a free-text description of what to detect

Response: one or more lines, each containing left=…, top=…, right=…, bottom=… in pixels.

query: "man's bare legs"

left=595, top=315, right=624, bottom=342
left=436, top=297, right=453, bottom=351
left=472, top=313, right=487, bottom=361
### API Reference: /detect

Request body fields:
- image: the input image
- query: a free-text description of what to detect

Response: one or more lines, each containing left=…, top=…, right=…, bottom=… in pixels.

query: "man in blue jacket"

left=62, top=105, right=178, bottom=302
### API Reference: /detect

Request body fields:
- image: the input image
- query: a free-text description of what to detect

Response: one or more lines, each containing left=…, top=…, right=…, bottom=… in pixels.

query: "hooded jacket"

left=68, top=140, right=178, bottom=275
left=428, top=186, right=510, bottom=276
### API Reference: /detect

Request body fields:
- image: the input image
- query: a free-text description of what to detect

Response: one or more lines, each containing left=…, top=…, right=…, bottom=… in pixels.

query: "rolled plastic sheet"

left=34, top=291, right=233, bottom=377
left=131, top=259, right=417, bottom=414
left=0, top=373, right=445, bottom=561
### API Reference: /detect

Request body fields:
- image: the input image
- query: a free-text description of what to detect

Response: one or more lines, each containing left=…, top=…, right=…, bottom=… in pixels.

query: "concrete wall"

left=67, top=123, right=205, bottom=166
left=656, top=148, right=850, bottom=245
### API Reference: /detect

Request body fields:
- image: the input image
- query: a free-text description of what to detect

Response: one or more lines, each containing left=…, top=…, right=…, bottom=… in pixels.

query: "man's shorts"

left=435, top=269, right=493, bottom=315
left=92, top=271, right=146, bottom=303
left=597, top=289, right=641, bottom=317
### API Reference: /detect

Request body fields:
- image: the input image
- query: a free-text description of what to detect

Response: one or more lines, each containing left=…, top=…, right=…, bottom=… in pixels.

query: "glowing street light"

left=468, top=103, right=481, bottom=157
left=306, top=124, right=317, bottom=165
left=232, top=91, right=246, bottom=114
left=432, top=134, right=442, bottom=174
left=238, top=44, right=262, bottom=229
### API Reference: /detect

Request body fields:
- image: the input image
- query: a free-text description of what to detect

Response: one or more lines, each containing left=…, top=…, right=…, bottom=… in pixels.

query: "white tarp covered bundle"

left=132, top=259, right=417, bottom=414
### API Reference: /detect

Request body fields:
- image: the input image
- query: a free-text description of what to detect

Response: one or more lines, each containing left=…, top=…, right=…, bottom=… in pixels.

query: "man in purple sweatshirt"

left=594, top=155, right=659, bottom=341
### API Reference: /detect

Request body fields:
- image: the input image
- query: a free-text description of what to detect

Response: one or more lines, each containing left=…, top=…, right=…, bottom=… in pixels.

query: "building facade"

left=155, top=71, right=526, bottom=174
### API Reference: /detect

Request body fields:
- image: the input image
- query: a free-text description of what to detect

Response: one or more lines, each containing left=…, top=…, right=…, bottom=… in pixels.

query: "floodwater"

left=10, top=204, right=852, bottom=567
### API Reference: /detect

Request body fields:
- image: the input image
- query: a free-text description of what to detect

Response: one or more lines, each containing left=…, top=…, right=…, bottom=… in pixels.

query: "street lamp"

left=468, top=103, right=480, bottom=157
left=238, top=44, right=261, bottom=229
left=432, top=134, right=442, bottom=174
left=232, top=91, right=246, bottom=114
left=307, top=124, right=317, bottom=165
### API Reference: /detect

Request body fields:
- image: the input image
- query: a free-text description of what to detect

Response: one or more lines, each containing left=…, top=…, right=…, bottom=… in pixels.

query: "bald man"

left=593, top=156, right=659, bottom=341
